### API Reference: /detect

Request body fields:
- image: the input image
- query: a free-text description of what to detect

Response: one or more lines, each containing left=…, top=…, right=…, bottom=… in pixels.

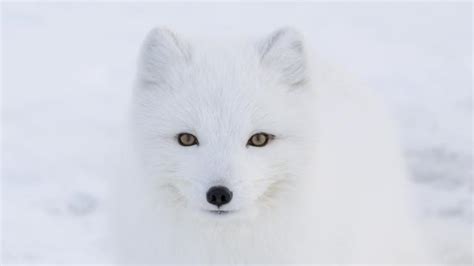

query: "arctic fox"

left=113, top=27, right=434, bottom=264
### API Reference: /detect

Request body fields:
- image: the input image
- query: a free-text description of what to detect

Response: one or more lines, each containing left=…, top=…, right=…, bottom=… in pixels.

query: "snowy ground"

left=1, top=2, right=472, bottom=264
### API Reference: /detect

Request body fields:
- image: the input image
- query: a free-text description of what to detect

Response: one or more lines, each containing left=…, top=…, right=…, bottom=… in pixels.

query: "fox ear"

left=138, top=27, right=191, bottom=87
left=258, top=28, right=307, bottom=87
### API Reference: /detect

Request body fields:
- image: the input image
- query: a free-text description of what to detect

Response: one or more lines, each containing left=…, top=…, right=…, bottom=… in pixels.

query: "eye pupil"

left=178, top=133, right=198, bottom=146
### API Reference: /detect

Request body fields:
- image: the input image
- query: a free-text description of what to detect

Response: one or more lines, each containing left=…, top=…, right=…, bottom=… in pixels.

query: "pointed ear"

left=137, top=27, right=191, bottom=86
left=258, top=28, right=307, bottom=87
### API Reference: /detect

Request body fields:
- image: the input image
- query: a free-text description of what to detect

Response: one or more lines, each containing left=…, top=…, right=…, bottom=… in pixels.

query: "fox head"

left=132, top=27, right=317, bottom=222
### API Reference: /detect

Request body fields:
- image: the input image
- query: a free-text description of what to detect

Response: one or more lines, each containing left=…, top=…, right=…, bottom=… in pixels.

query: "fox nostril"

left=206, top=186, right=233, bottom=207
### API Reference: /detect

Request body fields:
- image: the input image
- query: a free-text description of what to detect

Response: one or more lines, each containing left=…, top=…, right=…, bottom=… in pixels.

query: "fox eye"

left=247, top=133, right=272, bottom=147
left=177, top=133, right=198, bottom=146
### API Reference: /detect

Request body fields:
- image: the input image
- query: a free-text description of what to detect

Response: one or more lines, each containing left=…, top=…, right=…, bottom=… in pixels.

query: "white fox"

left=113, top=27, right=435, bottom=264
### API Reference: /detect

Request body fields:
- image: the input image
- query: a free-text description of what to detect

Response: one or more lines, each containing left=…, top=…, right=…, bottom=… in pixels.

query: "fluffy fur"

left=113, top=27, right=435, bottom=264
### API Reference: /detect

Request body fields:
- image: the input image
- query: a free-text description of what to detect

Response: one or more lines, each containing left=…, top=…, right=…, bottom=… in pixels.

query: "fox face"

left=132, top=28, right=316, bottom=221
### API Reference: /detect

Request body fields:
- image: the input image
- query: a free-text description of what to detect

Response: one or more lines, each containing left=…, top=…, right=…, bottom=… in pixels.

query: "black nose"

left=206, top=186, right=233, bottom=207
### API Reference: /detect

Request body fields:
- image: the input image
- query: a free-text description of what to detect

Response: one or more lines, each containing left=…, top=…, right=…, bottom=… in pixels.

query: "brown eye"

left=177, top=133, right=198, bottom=146
left=248, top=133, right=272, bottom=147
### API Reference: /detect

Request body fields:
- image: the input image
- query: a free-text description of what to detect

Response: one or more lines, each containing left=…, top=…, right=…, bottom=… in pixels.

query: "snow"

left=1, top=2, right=472, bottom=264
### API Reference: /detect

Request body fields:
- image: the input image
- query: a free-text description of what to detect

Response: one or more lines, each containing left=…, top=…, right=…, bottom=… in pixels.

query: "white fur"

left=112, top=27, right=436, bottom=264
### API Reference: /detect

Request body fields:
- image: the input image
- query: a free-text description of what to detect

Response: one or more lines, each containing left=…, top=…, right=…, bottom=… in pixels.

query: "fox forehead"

left=171, top=43, right=270, bottom=99
left=143, top=50, right=280, bottom=126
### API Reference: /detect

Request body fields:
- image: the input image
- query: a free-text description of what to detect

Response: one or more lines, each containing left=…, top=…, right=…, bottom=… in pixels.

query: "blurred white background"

left=1, top=2, right=472, bottom=263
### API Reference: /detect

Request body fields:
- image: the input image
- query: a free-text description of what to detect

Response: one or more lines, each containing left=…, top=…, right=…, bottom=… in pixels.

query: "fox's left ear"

left=258, top=27, right=307, bottom=87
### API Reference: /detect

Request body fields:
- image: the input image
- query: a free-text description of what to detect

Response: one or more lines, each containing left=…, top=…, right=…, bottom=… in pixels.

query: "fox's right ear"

left=137, top=27, right=191, bottom=87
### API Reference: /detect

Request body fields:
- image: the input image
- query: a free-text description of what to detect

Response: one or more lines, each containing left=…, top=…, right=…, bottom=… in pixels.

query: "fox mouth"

left=207, top=210, right=234, bottom=215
